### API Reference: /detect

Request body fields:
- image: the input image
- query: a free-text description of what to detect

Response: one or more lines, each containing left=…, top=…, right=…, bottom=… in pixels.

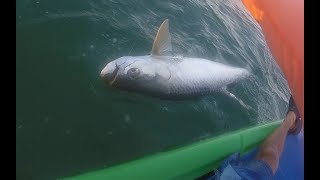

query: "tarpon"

left=100, top=19, right=250, bottom=107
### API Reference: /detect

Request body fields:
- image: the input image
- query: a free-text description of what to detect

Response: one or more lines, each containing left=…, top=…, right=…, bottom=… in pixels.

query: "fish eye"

left=128, top=68, right=140, bottom=79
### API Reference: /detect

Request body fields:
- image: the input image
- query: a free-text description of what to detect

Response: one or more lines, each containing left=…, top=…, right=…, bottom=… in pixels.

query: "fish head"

left=100, top=56, right=170, bottom=94
left=100, top=19, right=174, bottom=97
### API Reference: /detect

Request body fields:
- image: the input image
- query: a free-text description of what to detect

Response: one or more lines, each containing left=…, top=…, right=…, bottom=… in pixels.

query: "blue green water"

left=16, top=0, right=290, bottom=179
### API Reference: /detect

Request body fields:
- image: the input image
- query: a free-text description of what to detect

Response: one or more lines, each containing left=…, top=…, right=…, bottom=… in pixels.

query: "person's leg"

left=209, top=96, right=302, bottom=180
left=256, top=95, right=302, bottom=174
left=214, top=113, right=296, bottom=180
left=255, top=111, right=296, bottom=174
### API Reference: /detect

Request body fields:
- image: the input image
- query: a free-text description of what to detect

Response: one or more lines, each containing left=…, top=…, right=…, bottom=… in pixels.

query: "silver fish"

left=101, top=19, right=250, bottom=105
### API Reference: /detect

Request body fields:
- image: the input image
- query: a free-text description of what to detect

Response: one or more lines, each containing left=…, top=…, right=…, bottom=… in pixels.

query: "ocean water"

left=16, top=0, right=290, bottom=179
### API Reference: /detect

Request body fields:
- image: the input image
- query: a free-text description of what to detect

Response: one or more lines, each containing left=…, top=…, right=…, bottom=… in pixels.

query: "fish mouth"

left=100, top=65, right=119, bottom=86
left=108, top=66, right=119, bottom=86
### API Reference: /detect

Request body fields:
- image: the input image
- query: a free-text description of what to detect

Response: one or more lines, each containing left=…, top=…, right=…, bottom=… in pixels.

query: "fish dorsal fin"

left=151, top=19, right=172, bottom=56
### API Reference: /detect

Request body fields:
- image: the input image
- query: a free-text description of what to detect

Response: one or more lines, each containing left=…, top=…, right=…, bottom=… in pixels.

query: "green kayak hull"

left=63, top=120, right=281, bottom=180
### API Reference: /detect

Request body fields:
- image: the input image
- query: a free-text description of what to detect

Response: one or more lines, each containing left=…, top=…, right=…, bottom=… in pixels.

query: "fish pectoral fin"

left=151, top=19, right=172, bottom=56
left=221, top=89, right=253, bottom=111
